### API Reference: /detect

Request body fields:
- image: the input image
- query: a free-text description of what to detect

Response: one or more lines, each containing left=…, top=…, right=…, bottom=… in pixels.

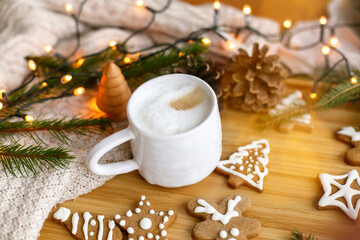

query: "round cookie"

left=336, top=126, right=360, bottom=166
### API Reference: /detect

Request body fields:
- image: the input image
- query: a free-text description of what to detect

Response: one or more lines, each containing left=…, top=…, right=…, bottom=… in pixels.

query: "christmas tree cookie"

left=216, top=139, right=270, bottom=192
left=115, top=195, right=176, bottom=240
left=187, top=193, right=261, bottom=240
left=53, top=207, right=122, bottom=240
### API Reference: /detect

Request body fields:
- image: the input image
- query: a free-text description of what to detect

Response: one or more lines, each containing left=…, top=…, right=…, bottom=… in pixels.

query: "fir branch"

left=290, top=229, right=316, bottom=240
left=0, top=117, right=112, bottom=144
left=0, top=143, right=74, bottom=177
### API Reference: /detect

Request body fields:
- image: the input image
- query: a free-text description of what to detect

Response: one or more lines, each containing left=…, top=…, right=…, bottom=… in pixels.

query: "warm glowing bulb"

left=178, top=52, right=185, bottom=58
left=0, top=102, right=3, bottom=110
left=109, top=40, right=117, bottom=48
left=227, top=41, right=236, bottom=50
left=123, top=57, right=131, bottom=64
left=321, top=45, right=330, bottom=55
left=136, top=0, right=144, bottom=7
left=351, top=76, right=358, bottom=84
left=213, top=1, right=221, bottom=10
left=61, top=74, right=73, bottom=84
left=24, top=115, right=34, bottom=122
left=28, top=60, right=36, bottom=71
left=0, top=89, right=5, bottom=100
left=74, top=58, right=85, bottom=68
left=44, top=45, right=52, bottom=53
left=201, top=37, right=211, bottom=45
left=330, top=36, right=338, bottom=46
left=243, top=5, right=251, bottom=15
left=283, top=19, right=292, bottom=29
left=319, top=16, right=327, bottom=25
left=310, top=93, right=318, bottom=99
left=73, top=87, right=85, bottom=96
left=41, top=82, right=48, bottom=88
left=65, top=3, right=73, bottom=14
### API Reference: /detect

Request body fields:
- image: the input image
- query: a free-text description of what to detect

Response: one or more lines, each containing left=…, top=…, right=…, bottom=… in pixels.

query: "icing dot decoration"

left=135, top=208, right=141, bottom=213
left=89, top=231, right=94, bottom=236
left=159, top=211, right=164, bottom=216
left=139, top=236, right=144, bottom=240
left=139, top=217, right=152, bottom=230
left=219, top=230, right=227, bottom=238
left=90, top=219, right=96, bottom=226
left=114, top=214, right=121, bottom=220
left=146, top=201, right=150, bottom=206
left=161, top=230, right=167, bottom=237
left=149, top=209, right=155, bottom=214
left=159, top=223, right=164, bottom=229
left=155, top=235, right=160, bottom=240
left=230, top=228, right=239, bottom=236
left=147, top=233, right=153, bottom=238
left=126, top=210, right=133, bottom=217
left=139, top=201, right=144, bottom=206
left=168, top=210, right=174, bottom=216
left=127, top=227, right=135, bottom=234
left=120, top=220, right=126, bottom=226
left=141, top=195, right=146, bottom=201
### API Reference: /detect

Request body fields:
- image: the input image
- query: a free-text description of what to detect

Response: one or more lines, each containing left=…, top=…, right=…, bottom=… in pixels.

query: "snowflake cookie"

left=53, top=207, right=122, bottom=240
left=216, top=139, right=270, bottom=192
left=336, top=126, right=360, bottom=166
left=187, top=193, right=261, bottom=240
left=318, top=170, right=360, bottom=221
left=115, top=195, right=176, bottom=240
left=268, top=91, right=313, bottom=133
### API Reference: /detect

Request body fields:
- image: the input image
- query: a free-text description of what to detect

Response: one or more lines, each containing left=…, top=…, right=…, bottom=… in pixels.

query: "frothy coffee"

left=131, top=81, right=211, bottom=135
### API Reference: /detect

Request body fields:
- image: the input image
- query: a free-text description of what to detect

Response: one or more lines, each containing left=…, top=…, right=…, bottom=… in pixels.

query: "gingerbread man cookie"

left=115, top=195, right=176, bottom=240
left=268, top=91, right=313, bottom=133
left=318, top=170, right=360, bottom=221
left=216, top=139, right=270, bottom=192
left=53, top=207, right=122, bottom=240
left=336, top=126, right=360, bottom=166
left=187, top=193, right=261, bottom=240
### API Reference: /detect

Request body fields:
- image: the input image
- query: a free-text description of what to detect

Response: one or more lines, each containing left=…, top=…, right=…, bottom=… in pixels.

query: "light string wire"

left=0, top=0, right=359, bottom=123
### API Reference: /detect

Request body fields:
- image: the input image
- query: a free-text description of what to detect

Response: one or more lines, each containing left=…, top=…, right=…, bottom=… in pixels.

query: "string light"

left=319, top=16, right=327, bottom=25
left=227, top=41, right=236, bottom=50
left=329, top=36, right=338, bottom=46
left=283, top=19, right=292, bottom=29
left=28, top=60, right=36, bottom=71
left=201, top=37, right=211, bottom=45
left=65, top=3, right=73, bottom=14
left=123, top=57, right=132, bottom=64
left=73, top=87, right=85, bottom=96
left=213, top=1, right=221, bottom=10
left=136, top=0, right=144, bottom=7
left=73, top=58, right=85, bottom=68
left=41, top=82, right=48, bottom=88
left=109, top=40, right=117, bottom=48
left=310, top=93, right=318, bottom=99
left=44, top=45, right=53, bottom=53
left=24, top=115, right=34, bottom=122
left=0, top=102, right=3, bottom=110
left=0, top=89, right=5, bottom=100
left=61, top=74, right=72, bottom=84
left=178, top=51, right=185, bottom=57
left=321, top=45, right=330, bottom=55
left=242, top=4, right=251, bottom=15
left=351, top=76, right=358, bottom=84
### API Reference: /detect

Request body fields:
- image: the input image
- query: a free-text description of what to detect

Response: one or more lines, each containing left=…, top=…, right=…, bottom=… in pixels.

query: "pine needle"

left=290, top=229, right=316, bottom=240
left=0, top=143, right=74, bottom=177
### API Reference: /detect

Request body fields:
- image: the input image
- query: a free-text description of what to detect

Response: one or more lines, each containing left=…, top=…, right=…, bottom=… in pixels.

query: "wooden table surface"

left=39, top=78, right=360, bottom=240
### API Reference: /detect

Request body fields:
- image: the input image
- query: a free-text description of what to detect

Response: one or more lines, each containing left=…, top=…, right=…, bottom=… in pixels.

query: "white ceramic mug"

left=87, top=74, right=222, bottom=187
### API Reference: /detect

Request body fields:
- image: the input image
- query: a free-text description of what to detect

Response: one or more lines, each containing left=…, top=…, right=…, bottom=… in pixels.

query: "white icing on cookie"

left=161, top=230, right=167, bottom=237
left=168, top=210, right=174, bottom=216
left=230, top=228, right=239, bottom=236
left=219, top=230, right=227, bottom=238
left=71, top=212, right=79, bottom=234
left=114, top=214, right=121, bottom=220
left=194, top=196, right=241, bottom=225
left=90, top=231, right=94, bottom=236
left=126, top=210, right=133, bottom=217
left=217, top=139, right=270, bottom=191
left=135, top=208, right=141, bottom=213
left=147, top=233, right=153, bottom=238
left=139, top=236, right=144, bottom=240
left=159, top=223, right=164, bottom=229
left=83, top=212, right=92, bottom=240
left=141, top=195, right=146, bottom=201
left=127, top=227, right=134, bottom=234
left=337, top=126, right=360, bottom=142
left=319, top=170, right=360, bottom=220
left=54, top=207, right=71, bottom=222
left=163, top=216, right=169, bottom=224
left=90, top=219, right=96, bottom=226
left=155, top=235, right=160, bottom=240
left=159, top=211, right=164, bottom=216
left=146, top=201, right=150, bottom=206
left=149, top=209, right=155, bottom=214
left=107, top=220, right=115, bottom=240
left=140, top=217, right=152, bottom=230
left=139, top=201, right=144, bottom=206
left=97, top=215, right=104, bottom=240
left=119, top=220, right=126, bottom=226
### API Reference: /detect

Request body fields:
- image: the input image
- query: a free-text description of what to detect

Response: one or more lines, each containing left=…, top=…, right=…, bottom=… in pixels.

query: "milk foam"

left=132, top=81, right=211, bottom=135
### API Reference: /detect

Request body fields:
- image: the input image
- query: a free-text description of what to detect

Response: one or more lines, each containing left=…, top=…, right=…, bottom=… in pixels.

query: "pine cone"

left=222, top=43, right=287, bottom=112
left=173, top=55, right=224, bottom=109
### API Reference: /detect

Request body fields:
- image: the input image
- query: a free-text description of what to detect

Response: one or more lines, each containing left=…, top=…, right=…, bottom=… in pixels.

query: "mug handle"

left=87, top=127, right=139, bottom=175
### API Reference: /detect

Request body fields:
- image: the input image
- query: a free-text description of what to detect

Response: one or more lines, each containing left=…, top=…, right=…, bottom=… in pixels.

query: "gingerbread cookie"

left=216, top=139, right=270, bottom=192
left=53, top=207, right=122, bottom=240
left=318, top=170, right=360, bottom=221
left=187, top=193, right=261, bottom=240
left=336, top=126, right=360, bottom=166
left=268, top=91, right=313, bottom=133
left=115, top=195, right=176, bottom=240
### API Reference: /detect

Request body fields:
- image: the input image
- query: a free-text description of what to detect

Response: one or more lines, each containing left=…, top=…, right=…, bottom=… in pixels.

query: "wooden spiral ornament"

left=96, top=62, right=131, bottom=121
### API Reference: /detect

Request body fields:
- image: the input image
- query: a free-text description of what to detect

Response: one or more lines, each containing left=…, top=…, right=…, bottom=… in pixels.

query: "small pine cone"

left=222, top=43, right=287, bottom=112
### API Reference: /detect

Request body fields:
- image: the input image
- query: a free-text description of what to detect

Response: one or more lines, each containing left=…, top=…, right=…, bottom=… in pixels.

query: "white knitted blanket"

left=0, top=0, right=358, bottom=239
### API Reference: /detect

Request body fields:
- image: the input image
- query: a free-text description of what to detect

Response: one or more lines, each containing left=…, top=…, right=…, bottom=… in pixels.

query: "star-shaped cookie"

left=318, top=170, right=360, bottom=221
left=115, top=196, right=176, bottom=240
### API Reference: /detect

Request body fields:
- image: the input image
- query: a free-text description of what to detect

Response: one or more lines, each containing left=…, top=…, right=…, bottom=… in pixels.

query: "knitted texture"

left=0, top=0, right=359, bottom=239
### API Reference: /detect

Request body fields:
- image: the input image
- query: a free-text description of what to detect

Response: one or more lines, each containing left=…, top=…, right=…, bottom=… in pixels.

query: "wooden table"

left=39, top=78, right=360, bottom=240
